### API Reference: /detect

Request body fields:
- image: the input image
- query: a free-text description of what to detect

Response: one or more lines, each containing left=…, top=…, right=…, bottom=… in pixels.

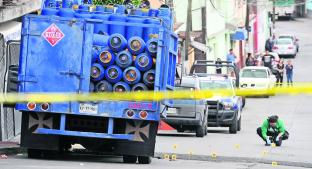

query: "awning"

left=231, top=28, right=248, bottom=41
left=190, top=41, right=211, bottom=53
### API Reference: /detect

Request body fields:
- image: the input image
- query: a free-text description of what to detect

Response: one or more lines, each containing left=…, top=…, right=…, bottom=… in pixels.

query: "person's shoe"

left=265, top=143, right=271, bottom=146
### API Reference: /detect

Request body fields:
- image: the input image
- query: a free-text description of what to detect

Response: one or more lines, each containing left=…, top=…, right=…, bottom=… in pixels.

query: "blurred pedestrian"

left=262, top=50, right=275, bottom=69
left=285, top=60, right=294, bottom=86
left=265, top=38, right=273, bottom=52
left=276, top=59, right=284, bottom=86
left=245, top=53, right=256, bottom=66
left=226, top=49, right=237, bottom=65
left=257, top=115, right=289, bottom=146
left=216, top=58, right=222, bottom=74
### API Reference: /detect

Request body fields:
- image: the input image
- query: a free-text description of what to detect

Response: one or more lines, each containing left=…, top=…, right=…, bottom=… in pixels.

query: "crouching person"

left=257, top=115, right=289, bottom=146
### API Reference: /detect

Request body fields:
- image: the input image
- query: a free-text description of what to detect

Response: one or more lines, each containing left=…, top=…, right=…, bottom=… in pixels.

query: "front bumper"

left=208, top=109, right=235, bottom=127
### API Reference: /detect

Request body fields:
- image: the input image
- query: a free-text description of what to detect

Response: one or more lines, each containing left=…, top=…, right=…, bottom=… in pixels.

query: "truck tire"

left=123, top=155, right=137, bottom=163
left=237, top=117, right=242, bottom=131
left=229, top=111, right=238, bottom=134
left=138, top=156, right=152, bottom=164
left=196, top=125, right=205, bottom=137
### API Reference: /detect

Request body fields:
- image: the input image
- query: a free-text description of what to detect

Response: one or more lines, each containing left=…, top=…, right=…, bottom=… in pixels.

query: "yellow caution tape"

left=1, top=84, right=312, bottom=103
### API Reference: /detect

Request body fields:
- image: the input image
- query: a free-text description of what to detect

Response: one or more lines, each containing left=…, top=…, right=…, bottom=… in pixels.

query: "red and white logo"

left=42, top=23, right=65, bottom=47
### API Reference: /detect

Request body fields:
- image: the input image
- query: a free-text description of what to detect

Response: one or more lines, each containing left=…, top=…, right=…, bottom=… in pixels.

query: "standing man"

left=226, top=49, right=236, bottom=65
left=262, top=50, right=275, bottom=69
left=257, top=115, right=289, bottom=146
left=285, top=60, right=294, bottom=86
left=215, top=58, right=222, bottom=74
left=245, top=53, right=256, bottom=66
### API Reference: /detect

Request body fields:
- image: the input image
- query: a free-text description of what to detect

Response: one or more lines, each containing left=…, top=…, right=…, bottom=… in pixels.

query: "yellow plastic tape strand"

left=1, top=84, right=312, bottom=103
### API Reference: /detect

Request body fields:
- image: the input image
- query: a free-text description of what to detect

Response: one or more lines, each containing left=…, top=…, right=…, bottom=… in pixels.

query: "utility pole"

left=272, top=0, right=276, bottom=29
left=182, top=0, right=192, bottom=75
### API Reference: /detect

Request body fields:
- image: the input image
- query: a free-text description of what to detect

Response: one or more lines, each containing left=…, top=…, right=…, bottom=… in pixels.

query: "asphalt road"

left=0, top=18, right=312, bottom=169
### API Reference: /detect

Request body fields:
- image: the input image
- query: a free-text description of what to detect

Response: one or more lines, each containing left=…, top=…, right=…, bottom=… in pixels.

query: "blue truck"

left=4, top=0, right=177, bottom=164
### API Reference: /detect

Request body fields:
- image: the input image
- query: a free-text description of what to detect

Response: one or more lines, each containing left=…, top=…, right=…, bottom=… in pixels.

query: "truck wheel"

left=229, top=112, right=238, bottom=134
left=196, top=125, right=205, bottom=137
left=123, top=155, right=137, bottom=163
left=27, top=149, right=42, bottom=159
left=138, top=156, right=152, bottom=164
left=237, top=117, right=242, bottom=131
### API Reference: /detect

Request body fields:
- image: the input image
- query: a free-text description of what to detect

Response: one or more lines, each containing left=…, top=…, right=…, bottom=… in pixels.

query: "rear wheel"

left=138, top=156, right=152, bottom=164
left=123, top=155, right=137, bottom=163
left=196, top=125, right=205, bottom=137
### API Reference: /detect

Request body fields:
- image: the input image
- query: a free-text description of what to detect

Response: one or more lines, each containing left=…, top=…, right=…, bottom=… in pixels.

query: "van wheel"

left=138, top=156, right=152, bottom=164
left=229, top=111, right=238, bottom=134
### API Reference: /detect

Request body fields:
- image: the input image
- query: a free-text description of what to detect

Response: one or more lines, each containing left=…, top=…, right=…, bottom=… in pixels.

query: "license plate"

left=167, top=108, right=177, bottom=114
left=79, top=103, right=98, bottom=114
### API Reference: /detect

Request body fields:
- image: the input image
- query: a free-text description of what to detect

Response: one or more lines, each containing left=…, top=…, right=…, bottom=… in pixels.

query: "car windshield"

left=276, top=39, right=292, bottom=45
left=279, top=36, right=294, bottom=40
left=241, top=69, right=268, bottom=78
left=199, top=80, right=231, bottom=90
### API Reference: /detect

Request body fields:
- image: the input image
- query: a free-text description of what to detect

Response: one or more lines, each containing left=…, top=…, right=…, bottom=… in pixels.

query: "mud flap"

left=21, top=112, right=60, bottom=151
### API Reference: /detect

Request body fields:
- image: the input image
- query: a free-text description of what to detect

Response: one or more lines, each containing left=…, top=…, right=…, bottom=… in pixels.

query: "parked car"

left=239, top=66, right=276, bottom=97
left=278, top=34, right=299, bottom=52
left=164, top=76, right=208, bottom=137
left=199, top=75, right=243, bottom=134
left=272, top=38, right=297, bottom=58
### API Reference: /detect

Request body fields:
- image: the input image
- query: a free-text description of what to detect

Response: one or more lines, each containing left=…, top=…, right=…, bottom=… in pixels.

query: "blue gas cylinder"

left=58, top=8, right=74, bottom=17
left=105, top=5, right=115, bottom=13
left=131, top=83, right=148, bottom=91
left=108, top=33, right=127, bottom=52
left=95, top=80, right=113, bottom=92
left=148, top=8, right=159, bottom=17
left=123, top=67, right=141, bottom=85
left=79, top=4, right=90, bottom=11
left=75, top=11, right=93, bottom=18
left=104, top=65, right=123, bottom=83
left=93, top=34, right=109, bottom=47
left=128, top=36, right=146, bottom=55
left=141, top=8, right=149, bottom=16
left=126, top=16, right=144, bottom=40
left=109, top=14, right=126, bottom=35
left=116, top=50, right=133, bottom=68
left=97, top=49, right=115, bottom=67
left=113, top=82, right=131, bottom=92
left=44, top=0, right=56, bottom=7
left=135, top=53, right=153, bottom=72
left=146, top=39, right=158, bottom=56
left=90, top=63, right=105, bottom=82
left=143, top=69, right=155, bottom=87
left=41, top=8, right=59, bottom=16
left=158, top=7, right=172, bottom=30
left=95, top=5, right=105, bottom=13
left=89, top=82, right=95, bottom=92
left=62, top=0, right=73, bottom=8
left=92, top=14, right=110, bottom=35
left=116, top=5, right=126, bottom=14
left=143, top=18, right=160, bottom=42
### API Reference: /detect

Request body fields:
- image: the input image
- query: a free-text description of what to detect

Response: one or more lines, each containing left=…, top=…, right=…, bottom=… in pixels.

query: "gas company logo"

left=42, top=23, right=65, bottom=47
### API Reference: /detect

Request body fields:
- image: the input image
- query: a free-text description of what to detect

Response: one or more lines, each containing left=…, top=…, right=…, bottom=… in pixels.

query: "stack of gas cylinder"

left=42, top=0, right=173, bottom=93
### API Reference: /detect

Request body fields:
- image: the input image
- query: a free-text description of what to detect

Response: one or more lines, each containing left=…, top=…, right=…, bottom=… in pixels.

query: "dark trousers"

left=256, top=127, right=289, bottom=146
left=276, top=74, right=283, bottom=86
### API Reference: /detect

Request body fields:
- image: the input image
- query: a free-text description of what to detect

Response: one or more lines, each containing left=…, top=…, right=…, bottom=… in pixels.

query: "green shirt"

left=261, top=119, right=286, bottom=140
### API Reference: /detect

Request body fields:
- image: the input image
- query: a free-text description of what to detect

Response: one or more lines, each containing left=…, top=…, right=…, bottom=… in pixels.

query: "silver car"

left=272, top=38, right=297, bottom=58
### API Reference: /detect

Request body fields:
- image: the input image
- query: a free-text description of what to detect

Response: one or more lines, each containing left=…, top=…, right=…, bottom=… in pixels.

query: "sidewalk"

left=0, top=141, right=23, bottom=155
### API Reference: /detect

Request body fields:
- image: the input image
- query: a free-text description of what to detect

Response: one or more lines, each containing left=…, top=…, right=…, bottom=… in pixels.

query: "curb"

left=155, top=152, right=312, bottom=168
left=0, top=147, right=25, bottom=155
